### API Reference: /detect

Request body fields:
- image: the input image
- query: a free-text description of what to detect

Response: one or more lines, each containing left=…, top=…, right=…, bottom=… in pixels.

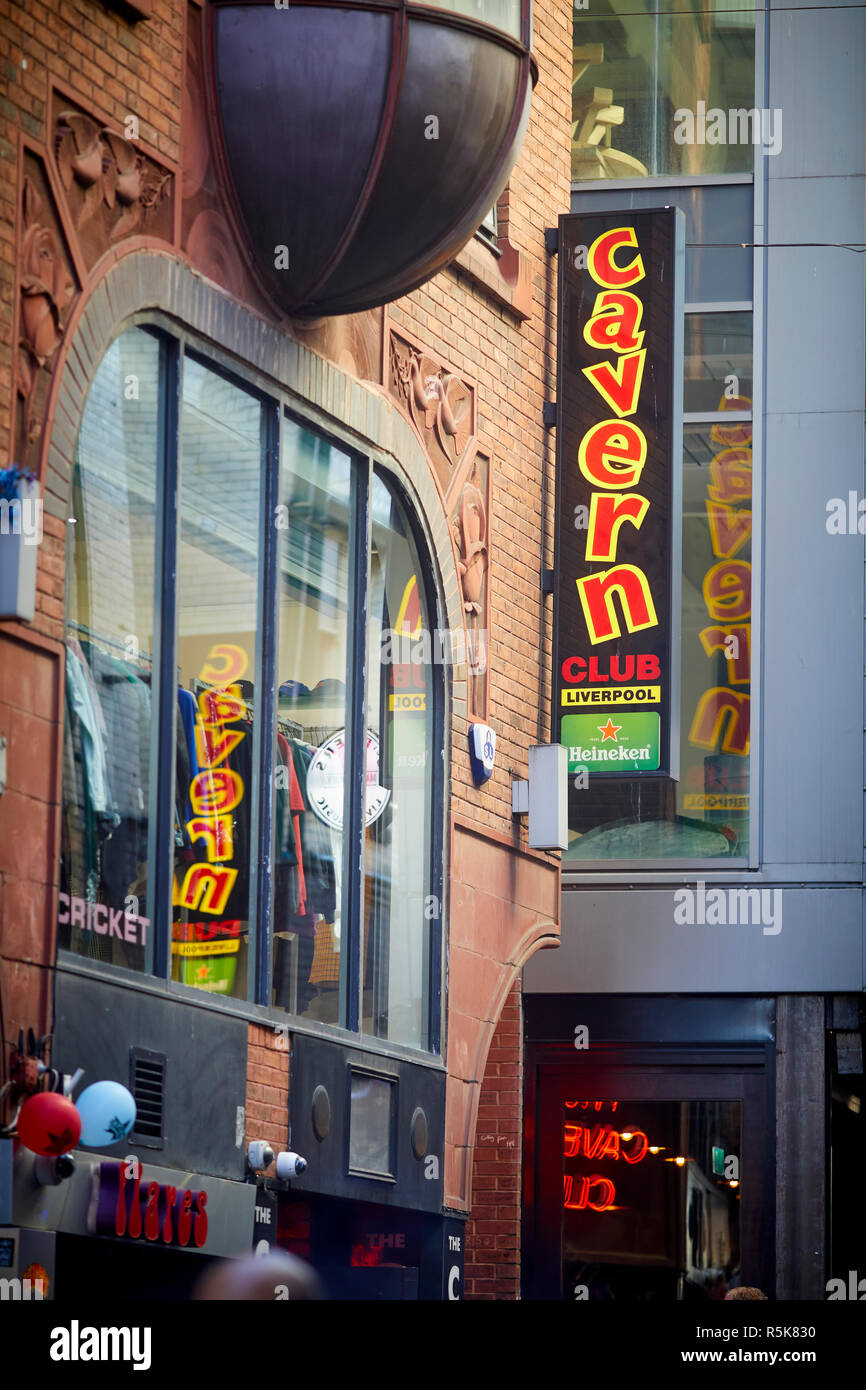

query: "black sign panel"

left=253, top=1187, right=278, bottom=1254
left=554, top=208, right=683, bottom=785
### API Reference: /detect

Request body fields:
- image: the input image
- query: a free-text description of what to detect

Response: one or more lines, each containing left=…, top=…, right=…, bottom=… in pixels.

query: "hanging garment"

left=78, top=644, right=152, bottom=911
left=274, top=732, right=317, bottom=935
left=60, top=692, right=89, bottom=905
left=174, top=703, right=193, bottom=850
left=64, top=638, right=116, bottom=822
left=308, top=918, right=340, bottom=985
left=275, top=730, right=306, bottom=900
left=80, top=643, right=150, bottom=821
left=177, top=687, right=201, bottom=821
left=290, top=742, right=337, bottom=919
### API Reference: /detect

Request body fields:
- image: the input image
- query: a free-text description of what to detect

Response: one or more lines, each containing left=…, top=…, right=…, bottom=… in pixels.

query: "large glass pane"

left=568, top=183, right=753, bottom=304
left=272, top=419, right=352, bottom=1024
left=561, top=1097, right=742, bottom=1300
left=564, top=404, right=752, bottom=862
left=172, top=357, right=263, bottom=999
left=573, top=1, right=756, bottom=180
left=363, top=474, right=435, bottom=1050
left=60, top=328, right=160, bottom=973
left=684, top=312, right=752, bottom=413
left=680, top=415, right=751, bottom=851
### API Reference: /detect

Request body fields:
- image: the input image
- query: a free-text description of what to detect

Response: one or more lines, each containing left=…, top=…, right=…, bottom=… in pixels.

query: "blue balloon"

left=75, top=1081, right=137, bottom=1147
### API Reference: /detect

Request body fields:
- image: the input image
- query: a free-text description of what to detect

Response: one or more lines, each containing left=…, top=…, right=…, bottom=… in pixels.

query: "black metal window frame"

left=64, top=316, right=445, bottom=1057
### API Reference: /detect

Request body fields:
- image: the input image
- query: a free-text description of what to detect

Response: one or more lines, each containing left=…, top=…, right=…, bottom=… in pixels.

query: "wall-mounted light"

left=512, top=745, right=568, bottom=849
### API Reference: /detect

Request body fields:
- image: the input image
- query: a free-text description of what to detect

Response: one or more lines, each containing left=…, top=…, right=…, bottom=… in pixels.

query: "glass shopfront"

left=59, top=325, right=444, bottom=1053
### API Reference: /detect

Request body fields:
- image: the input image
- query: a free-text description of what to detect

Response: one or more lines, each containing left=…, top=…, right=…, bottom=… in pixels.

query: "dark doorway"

left=522, top=997, right=774, bottom=1301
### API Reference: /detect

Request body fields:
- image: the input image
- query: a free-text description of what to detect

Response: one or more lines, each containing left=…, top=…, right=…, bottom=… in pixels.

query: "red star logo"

left=45, top=1128, right=76, bottom=1156
left=598, top=719, right=622, bottom=742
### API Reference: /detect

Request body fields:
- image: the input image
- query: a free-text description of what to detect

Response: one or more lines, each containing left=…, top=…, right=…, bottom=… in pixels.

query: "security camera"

left=275, top=1151, right=307, bottom=1180
left=247, top=1140, right=275, bottom=1173
left=34, top=1152, right=76, bottom=1187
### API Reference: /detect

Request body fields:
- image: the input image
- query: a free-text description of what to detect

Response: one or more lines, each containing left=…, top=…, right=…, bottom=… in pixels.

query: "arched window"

left=60, top=325, right=444, bottom=1053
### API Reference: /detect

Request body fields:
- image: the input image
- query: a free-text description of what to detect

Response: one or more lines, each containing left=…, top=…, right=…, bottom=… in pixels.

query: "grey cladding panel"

left=767, top=9, right=866, bottom=180
left=53, top=973, right=248, bottom=1180
left=765, top=178, right=866, bottom=416
left=523, top=888, right=863, bottom=993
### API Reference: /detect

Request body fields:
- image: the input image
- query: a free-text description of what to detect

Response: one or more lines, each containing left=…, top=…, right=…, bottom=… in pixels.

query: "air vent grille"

left=129, top=1046, right=166, bottom=1149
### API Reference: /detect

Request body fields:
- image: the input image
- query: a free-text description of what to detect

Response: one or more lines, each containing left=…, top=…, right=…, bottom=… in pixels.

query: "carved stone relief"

left=53, top=101, right=173, bottom=268
left=16, top=158, right=78, bottom=468
left=388, top=329, right=475, bottom=495
left=450, top=451, right=491, bottom=720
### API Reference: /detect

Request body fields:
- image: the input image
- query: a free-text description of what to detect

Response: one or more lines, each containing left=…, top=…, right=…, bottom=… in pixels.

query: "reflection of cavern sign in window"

left=174, top=643, right=249, bottom=923
left=563, top=1122, right=649, bottom=1212
left=555, top=208, right=684, bottom=779
left=687, top=400, right=752, bottom=763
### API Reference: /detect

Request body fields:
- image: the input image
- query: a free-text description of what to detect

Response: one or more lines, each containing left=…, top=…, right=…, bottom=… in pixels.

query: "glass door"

left=526, top=1057, right=770, bottom=1300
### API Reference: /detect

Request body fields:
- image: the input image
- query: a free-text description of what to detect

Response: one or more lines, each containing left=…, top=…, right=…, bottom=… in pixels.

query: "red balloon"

left=17, top=1092, right=82, bottom=1157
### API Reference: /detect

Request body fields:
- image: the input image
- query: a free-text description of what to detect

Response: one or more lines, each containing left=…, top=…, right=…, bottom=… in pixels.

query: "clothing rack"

left=191, top=677, right=307, bottom=743
left=67, top=621, right=183, bottom=682
left=279, top=716, right=305, bottom=742
left=67, top=620, right=153, bottom=665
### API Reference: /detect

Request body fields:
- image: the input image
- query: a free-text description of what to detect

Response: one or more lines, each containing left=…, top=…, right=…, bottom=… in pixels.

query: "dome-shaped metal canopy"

left=208, top=1, right=535, bottom=318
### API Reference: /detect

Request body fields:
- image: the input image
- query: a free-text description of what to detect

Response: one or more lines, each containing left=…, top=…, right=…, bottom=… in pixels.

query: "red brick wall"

left=245, top=1022, right=290, bottom=1177
left=464, top=978, right=524, bottom=1299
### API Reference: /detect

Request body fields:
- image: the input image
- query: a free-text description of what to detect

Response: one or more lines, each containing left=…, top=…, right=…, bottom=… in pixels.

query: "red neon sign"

left=562, top=1110, right=651, bottom=1213
left=563, top=1174, right=617, bottom=1212
left=564, top=1123, right=648, bottom=1164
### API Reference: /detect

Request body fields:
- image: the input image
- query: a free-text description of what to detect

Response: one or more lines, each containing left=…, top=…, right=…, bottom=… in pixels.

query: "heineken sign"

left=561, top=711, right=660, bottom=772
left=554, top=207, right=684, bottom=781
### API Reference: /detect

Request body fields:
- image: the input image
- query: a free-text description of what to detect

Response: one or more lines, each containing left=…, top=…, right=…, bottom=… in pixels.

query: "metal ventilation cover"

left=129, top=1046, right=166, bottom=1149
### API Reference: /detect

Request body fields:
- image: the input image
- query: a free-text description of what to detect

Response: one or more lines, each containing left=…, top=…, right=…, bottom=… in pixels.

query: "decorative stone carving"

left=388, top=330, right=475, bottom=494
left=53, top=105, right=173, bottom=267
left=451, top=453, right=491, bottom=718
left=16, top=164, right=77, bottom=466
left=452, top=467, right=487, bottom=618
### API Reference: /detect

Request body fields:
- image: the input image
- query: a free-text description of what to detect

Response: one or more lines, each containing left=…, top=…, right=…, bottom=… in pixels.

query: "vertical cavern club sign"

left=554, top=208, right=684, bottom=778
